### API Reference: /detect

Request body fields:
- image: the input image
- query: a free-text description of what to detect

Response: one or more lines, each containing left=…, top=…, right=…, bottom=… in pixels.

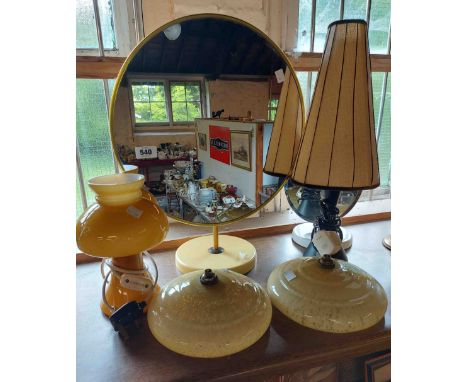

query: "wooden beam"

left=286, top=52, right=391, bottom=72
left=76, top=53, right=391, bottom=79
left=76, top=56, right=126, bottom=79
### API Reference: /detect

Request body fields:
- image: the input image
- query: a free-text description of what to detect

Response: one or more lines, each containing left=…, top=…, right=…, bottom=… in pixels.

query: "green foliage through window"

left=132, top=83, right=168, bottom=123
left=76, top=79, right=116, bottom=217
left=171, top=82, right=202, bottom=122
left=130, top=80, right=202, bottom=125
left=268, top=99, right=279, bottom=121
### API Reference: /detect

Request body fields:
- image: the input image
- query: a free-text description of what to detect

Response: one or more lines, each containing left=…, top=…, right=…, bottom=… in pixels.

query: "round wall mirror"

left=110, top=14, right=304, bottom=273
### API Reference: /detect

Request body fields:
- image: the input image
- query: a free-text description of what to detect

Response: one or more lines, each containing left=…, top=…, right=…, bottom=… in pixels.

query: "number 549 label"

left=135, top=146, right=158, bottom=159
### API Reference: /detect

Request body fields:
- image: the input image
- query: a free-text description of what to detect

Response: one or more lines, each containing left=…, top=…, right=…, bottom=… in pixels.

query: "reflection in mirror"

left=284, top=179, right=361, bottom=221
left=111, top=16, right=302, bottom=225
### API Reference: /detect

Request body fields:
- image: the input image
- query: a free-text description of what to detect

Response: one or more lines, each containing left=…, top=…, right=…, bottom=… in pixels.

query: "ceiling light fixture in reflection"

left=163, top=24, right=181, bottom=40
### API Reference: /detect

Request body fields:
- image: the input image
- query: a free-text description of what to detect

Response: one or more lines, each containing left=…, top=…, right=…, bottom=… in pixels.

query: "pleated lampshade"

left=264, top=67, right=303, bottom=176
left=292, top=20, right=379, bottom=190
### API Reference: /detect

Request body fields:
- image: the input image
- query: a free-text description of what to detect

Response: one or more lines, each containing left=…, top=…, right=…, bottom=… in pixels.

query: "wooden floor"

left=76, top=220, right=391, bottom=381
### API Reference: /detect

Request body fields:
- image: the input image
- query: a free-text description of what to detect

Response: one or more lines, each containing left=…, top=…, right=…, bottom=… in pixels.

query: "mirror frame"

left=109, top=13, right=305, bottom=227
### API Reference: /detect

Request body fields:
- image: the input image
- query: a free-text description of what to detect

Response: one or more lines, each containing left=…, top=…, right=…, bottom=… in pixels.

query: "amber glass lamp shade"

left=76, top=174, right=168, bottom=258
left=147, top=269, right=272, bottom=358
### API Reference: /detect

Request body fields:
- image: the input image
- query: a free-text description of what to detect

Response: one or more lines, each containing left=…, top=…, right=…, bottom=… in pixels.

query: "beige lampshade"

left=292, top=20, right=379, bottom=190
left=264, top=67, right=303, bottom=176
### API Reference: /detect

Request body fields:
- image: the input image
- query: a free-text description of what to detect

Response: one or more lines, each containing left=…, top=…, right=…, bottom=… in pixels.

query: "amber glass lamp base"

left=100, top=253, right=160, bottom=317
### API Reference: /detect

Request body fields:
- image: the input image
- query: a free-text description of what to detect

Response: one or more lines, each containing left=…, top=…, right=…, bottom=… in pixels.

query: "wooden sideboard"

left=76, top=220, right=391, bottom=381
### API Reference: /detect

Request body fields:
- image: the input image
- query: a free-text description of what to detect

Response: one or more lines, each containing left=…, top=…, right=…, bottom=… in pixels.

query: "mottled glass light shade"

left=268, top=257, right=387, bottom=333
left=147, top=269, right=272, bottom=358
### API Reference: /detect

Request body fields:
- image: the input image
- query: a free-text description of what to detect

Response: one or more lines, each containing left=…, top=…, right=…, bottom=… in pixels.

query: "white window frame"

left=127, top=74, right=207, bottom=132
left=76, top=0, right=137, bottom=57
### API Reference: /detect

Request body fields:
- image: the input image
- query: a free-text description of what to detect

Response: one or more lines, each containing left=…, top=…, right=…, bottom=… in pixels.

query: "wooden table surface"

left=76, top=220, right=391, bottom=382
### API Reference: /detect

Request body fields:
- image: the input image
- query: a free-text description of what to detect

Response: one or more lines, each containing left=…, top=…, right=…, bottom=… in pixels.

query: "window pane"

left=76, top=0, right=117, bottom=50
left=108, top=79, right=116, bottom=94
left=149, top=84, right=166, bottom=102
left=97, top=0, right=117, bottom=50
left=76, top=79, right=116, bottom=205
left=134, top=102, right=152, bottom=122
left=150, top=102, right=169, bottom=121
left=343, top=0, right=367, bottom=20
left=77, top=168, right=84, bottom=218
left=172, top=102, right=188, bottom=122
left=171, top=83, right=186, bottom=102
left=369, top=0, right=391, bottom=53
left=378, top=73, right=391, bottom=186
left=314, top=0, right=340, bottom=52
left=76, top=0, right=98, bottom=49
left=132, top=83, right=168, bottom=123
left=132, top=85, right=150, bottom=102
left=186, top=84, right=201, bottom=101
left=297, top=0, right=313, bottom=52
left=296, top=71, right=318, bottom=111
left=187, top=102, right=202, bottom=120
left=371, top=72, right=384, bottom=122
left=269, top=109, right=277, bottom=121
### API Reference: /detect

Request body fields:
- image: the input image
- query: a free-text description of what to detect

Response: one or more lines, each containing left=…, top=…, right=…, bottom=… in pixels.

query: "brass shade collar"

left=318, top=254, right=336, bottom=269
left=200, top=269, right=219, bottom=285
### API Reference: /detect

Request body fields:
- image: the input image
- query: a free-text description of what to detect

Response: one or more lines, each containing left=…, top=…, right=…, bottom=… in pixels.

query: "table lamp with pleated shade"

left=292, top=18, right=380, bottom=260
left=264, top=67, right=304, bottom=177
left=267, top=20, right=387, bottom=334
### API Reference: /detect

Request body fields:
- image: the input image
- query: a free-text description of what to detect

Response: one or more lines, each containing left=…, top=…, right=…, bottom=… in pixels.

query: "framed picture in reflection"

left=198, top=132, right=207, bottom=151
left=230, top=130, right=252, bottom=171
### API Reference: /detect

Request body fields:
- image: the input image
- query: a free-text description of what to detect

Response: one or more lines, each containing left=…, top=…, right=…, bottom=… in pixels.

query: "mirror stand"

left=175, top=225, right=257, bottom=274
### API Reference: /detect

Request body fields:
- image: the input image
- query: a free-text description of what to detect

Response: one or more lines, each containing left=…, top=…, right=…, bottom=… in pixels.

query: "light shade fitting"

left=264, top=67, right=303, bottom=176
left=147, top=269, right=272, bottom=358
left=292, top=20, right=379, bottom=190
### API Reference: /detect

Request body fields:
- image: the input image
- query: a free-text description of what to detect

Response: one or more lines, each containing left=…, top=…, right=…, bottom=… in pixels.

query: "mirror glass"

left=110, top=15, right=302, bottom=225
left=284, top=180, right=361, bottom=221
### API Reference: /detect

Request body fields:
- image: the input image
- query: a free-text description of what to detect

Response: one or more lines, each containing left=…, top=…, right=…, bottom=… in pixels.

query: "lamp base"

left=175, top=235, right=256, bottom=274
left=292, top=223, right=353, bottom=249
left=100, top=254, right=160, bottom=317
